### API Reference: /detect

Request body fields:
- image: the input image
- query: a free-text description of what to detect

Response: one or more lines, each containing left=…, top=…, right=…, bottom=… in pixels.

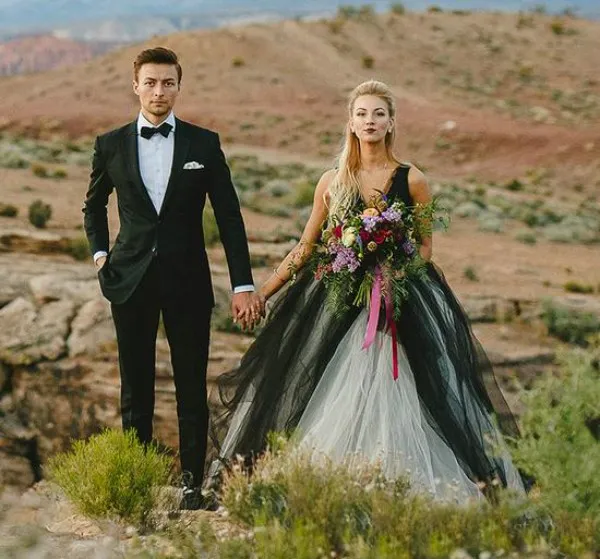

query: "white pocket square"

left=183, top=161, right=204, bottom=170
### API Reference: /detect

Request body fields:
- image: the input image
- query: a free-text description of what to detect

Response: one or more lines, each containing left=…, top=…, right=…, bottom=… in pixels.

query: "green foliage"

left=203, top=207, right=220, bottom=247
left=512, top=342, right=600, bottom=526
left=505, top=178, right=524, bottom=191
left=52, top=168, right=68, bottom=179
left=515, top=230, right=537, bottom=245
left=549, top=18, right=571, bottom=35
left=390, top=2, right=406, bottom=15
left=28, top=199, right=52, bottom=228
left=541, top=300, right=600, bottom=346
left=31, top=163, right=49, bottom=178
left=427, top=5, right=443, bottom=13
left=463, top=266, right=479, bottom=281
left=47, top=429, right=172, bottom=525
left=337, top=5, right=359, bottom=18
left=231, top=56, right=245, bottom=67
left=531, top=3, right=547, bottom=14
left=0, top=203, right=18, bottom=217
left=220, top=431, right=599, bottom=556
left=563, top=281, right=594, bottom=294
left=294, top=181, right=315, bottom=208
left=67, top=235, right=90, bottom=261
left=362, top=55, right=375, bottom=69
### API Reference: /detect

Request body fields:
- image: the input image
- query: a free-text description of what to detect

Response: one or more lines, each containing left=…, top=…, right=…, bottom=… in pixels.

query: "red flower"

left=373, top=230, right=390, bottom=245
left=333, top=225, right=342, bottom=238
left=359, top=230, right=371, bottom=243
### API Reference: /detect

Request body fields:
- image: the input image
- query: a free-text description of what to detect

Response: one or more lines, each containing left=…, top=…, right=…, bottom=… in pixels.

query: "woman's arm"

left=408, top=166, right=433, bottom=262
left=259, top=169, right=336, bottom=301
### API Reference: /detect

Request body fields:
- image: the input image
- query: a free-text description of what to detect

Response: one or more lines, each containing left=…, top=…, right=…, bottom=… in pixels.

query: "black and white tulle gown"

left=210, top=165, right=525, bottom=502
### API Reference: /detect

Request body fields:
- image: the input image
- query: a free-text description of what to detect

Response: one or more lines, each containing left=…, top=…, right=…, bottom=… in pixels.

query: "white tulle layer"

left=293, top=306, right=524, bottom=504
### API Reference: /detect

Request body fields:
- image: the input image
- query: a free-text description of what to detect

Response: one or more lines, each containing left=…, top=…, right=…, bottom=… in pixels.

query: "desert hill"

left=2, top=9, right=600, bottom=182
left=0, top=35, right=117, bottom=76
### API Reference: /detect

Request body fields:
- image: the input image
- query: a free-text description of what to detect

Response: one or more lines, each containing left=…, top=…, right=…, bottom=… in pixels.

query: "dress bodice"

left=386, top=163, right=412, bottom=208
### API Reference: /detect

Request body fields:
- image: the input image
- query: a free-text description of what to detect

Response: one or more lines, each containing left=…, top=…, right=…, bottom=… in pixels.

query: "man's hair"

left=133, top=47, right=182, bottom=84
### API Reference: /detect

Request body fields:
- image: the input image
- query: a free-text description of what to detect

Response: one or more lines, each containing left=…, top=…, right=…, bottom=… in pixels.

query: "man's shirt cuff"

left=233, top=285, right=255, bottom=293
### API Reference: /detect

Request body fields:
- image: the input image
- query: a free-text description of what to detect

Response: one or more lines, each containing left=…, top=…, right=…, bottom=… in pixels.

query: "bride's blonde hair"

left=328, top=80, right=400, bottom=221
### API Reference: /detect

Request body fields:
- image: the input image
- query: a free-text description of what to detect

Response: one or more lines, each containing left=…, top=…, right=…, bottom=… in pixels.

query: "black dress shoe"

left=179, top=486, right=219, bottom=511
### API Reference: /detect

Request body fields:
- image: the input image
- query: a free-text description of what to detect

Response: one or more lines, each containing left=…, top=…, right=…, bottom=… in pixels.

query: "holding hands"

left=231, top=291, right=266, bottom=331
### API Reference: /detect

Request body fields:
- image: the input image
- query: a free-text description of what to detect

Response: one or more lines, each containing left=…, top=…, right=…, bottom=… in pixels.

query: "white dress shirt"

left=94, top=111, right=254, bottom=294
left=137, top=110, right=176, bottom=214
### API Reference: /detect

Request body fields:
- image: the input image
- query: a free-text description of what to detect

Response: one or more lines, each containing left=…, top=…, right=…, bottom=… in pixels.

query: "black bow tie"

left=140, top=122, right=173, bottom=139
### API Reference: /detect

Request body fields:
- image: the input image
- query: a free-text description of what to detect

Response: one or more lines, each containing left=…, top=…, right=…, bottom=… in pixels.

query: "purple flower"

left=331, top=246, right=360, bottom=273
left=381, top=208, right=403, bottom=223
left=362, top=216, right=382, bottom=232
left=402, top=239, right=415, bottom=256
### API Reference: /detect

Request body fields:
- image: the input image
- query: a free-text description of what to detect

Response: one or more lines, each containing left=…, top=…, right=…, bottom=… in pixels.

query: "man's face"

left=133, top=63, right=180, bottom=119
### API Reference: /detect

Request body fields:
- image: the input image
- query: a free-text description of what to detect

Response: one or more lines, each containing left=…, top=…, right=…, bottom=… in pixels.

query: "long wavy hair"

left=328, top=80, right=400, bottom=221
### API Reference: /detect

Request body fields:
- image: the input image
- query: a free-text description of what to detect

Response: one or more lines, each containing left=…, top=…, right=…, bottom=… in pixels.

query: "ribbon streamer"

left=362, top=266, right=399, bottom=380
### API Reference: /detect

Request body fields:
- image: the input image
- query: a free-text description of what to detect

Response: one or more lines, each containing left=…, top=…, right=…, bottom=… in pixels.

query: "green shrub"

left=203, top=207, right=220, bottom=247
left=47, top=429, right=172, bottom=525
left=337, top=5, right=359, bottom=19
left=28, top=199, right=52, bottom=228
left=563, top=281, right=594, bottom=294
left=0, top=153, right=29, bottom=169
left=541, top=300, right=600, bottom=346
left=220, top=433, right=599, bottom=556
left=427, top=5, right=443, bottom=13
left=516, top=13, right=535, bottom=29
left=31, top=163, right=49, bottom=178
left=231, top=56, right=245, bottom=67
left=505, top=178, right=524, bottom=191
left=515, top=230, right=537, bottom=245
left=549, top=19, right=567, bottom=35
left=67, top=235, right=90, bottom=261
left=362, top=55, right=375, bottom=69
left=0, top=203, right=18, bottom=217
left=52, top=168, right=68, bottom=179
left=294, top=181, right=315, bottom=208
left=463, top=266, right=479, bottom=281
left=390, top=2, right=406, bottom=15
left=513, top=342, right=600, bottom=525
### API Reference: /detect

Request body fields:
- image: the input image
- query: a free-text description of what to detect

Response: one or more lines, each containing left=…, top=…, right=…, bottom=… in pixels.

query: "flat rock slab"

left=0, top=297, right=75, bottom=365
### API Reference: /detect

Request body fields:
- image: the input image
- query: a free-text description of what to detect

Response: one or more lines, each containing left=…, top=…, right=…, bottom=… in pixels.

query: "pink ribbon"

left=362, top=266, right=399, bottom=380
left=362, top=267, right=382, bottom=352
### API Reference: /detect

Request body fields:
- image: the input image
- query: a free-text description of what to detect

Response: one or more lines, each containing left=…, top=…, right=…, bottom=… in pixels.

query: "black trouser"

left=111, top=259, right=212, bottom=487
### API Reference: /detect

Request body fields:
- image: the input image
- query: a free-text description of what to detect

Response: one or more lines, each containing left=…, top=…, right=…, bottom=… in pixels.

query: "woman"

left=210, top=80, right=525, bottom=502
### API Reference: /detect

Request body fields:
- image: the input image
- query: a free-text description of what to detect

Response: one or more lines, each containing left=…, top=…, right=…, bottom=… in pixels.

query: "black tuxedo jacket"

left=83, top=118, right=253, bottom=306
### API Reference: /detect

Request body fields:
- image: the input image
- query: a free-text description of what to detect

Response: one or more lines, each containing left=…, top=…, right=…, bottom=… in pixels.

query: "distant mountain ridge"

left=0, top=34, right=119, bottom=76
left=0, top=0, right=598, bottom=41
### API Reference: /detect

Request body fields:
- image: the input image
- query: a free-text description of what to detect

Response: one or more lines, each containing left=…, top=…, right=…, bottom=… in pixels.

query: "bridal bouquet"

left=310, top=193, right=441, bottom=379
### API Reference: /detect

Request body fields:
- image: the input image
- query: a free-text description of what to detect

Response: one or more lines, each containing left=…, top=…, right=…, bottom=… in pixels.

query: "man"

left=83, top=47, right=263, bottom=510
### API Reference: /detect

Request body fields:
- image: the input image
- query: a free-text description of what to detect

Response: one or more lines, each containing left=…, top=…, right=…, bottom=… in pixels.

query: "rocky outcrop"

left=0, top=252, right=248, bottom=491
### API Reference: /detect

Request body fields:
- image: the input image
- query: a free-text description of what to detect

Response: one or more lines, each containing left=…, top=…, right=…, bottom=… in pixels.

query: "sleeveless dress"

left=209, top=165, right=525, bottom=502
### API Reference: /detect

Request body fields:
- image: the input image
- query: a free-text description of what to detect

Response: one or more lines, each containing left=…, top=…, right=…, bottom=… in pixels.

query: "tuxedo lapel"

left=122, top=121, right=158, bottom=216
left=159, top=119, right=190, bottom=217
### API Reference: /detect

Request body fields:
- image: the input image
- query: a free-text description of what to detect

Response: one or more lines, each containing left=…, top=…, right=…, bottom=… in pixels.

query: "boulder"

left=67, top=298, right=114, bottom=357
left=29, top=274, right=100, bottom=305
left=0, top=298, right=75, bottom=365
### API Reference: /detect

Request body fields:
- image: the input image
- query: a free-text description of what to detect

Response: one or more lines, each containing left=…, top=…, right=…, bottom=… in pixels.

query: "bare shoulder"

left=404, top=164, right=431, bottom=203
left=315, top=168, right=337, bottom=201
left=406, top=164, right=427, bottom=187
left=318, top=168, right=337, bottom=187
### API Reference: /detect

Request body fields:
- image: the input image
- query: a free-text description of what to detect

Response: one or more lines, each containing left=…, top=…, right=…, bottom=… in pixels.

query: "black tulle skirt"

left=209, top=263, right=526, bottom=501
